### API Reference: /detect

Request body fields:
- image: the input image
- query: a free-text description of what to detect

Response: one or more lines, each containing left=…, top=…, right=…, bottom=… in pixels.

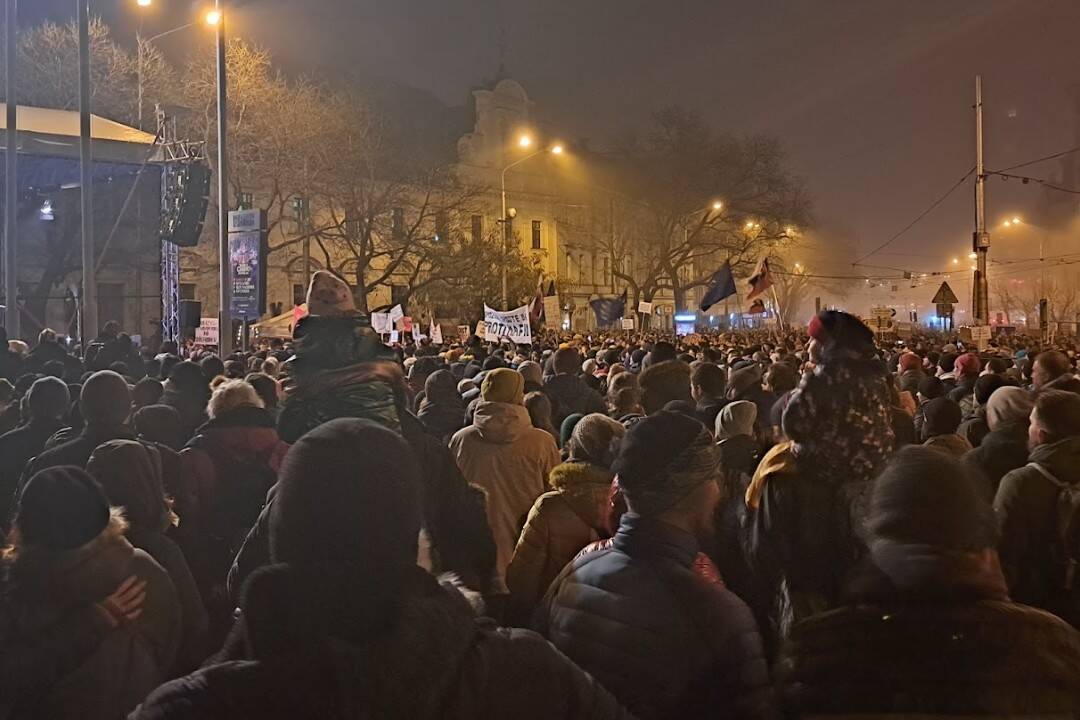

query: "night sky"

left=24, top=0, right=1080, bottom=281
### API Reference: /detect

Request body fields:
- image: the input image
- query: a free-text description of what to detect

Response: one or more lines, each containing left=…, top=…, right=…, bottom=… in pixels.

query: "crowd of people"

left=1, top=268, right=1080, bottom=718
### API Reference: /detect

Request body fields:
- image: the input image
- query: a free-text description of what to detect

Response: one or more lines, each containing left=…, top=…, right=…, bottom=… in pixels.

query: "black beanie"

left=269, top=418, right=421, bottom=576
left=18, top=466, right=111, bottom=550
left=921, top=397, right=962, bottom=439
left=613, top=410, right=715, bottom=515
left=868, top=446, right=998, bottom=550
left=80, top=371, right=132, bottom=427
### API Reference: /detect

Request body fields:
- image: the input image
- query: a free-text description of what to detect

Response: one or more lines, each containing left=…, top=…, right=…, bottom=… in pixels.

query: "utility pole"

left=973, top=75, right=990, bottom=326
left=4, top=0, right=18, bottom=340
left=78, top=0, right=97, bottom=346
left=214, top=0, right=231, bottom=356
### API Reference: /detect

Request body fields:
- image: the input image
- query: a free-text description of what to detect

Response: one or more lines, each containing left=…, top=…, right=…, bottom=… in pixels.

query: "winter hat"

left=921, top=397, right=962, bottom=439
left=80, top=371, right=132, bottom=427
left=481, top=368, right=524, bottom=405
left=917, top=375, right=945, bottom=400
left=560, top=413, right=586, bottom=448
left=808, top=310, right=875, bottom=358
left=17, top=466, right=111, bottom=550
left=943, top=343, right=959, bottom=354
left=207, top=378, right=265, bottom=419
left=715, top=400, right=758, bottom=440
left=569, top=413, right=626, bottom=467
left=517, top=360, right=543, bottom=387
left=133, top=404, right=184, bottom=451
left=269, top=418, right=420, bottom=576
left=87, top=440, right=171, bottom=533
left=727, top=363, right=763, bottom=398
left=132, top=376, right=164, bottom=409
left=986, top=385, right=1035, bottom=431
left=456, top=378, right=477, bottom=396
left=26, top=376, right=69, bottom=420
left=868, top=445, right=998, bottom=550
left=582, top=359, right=598, bottom=376
left=955, top=352, right=982, bottom=378
left=306, top=270, right=356, bottom=317
left=423, top=369, right=459, bottom=405
left=613, top=410, right=718, bottom=517
left=898, top=352, right=921, bottom=373
left=973, top=374, right=1007, bottom=406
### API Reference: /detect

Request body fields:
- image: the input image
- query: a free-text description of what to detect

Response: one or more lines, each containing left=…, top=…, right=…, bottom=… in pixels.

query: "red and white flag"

left=746, top=257, right=774, bottom=300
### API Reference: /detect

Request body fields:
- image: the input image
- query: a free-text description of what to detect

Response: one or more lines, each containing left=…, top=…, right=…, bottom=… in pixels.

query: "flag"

left=590, top=290, right=627, bottom=327
left=748, top=298, right=766, bottom=315
left=746, top=257, right=774, bottom=300
left=699, top=261, right=738, bottom=311
left=529, top=273, right=545, bottom=326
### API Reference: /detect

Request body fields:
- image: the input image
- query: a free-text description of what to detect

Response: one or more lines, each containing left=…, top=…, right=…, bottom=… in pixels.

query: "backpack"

left=1027, top=462, right=1080, bottom=622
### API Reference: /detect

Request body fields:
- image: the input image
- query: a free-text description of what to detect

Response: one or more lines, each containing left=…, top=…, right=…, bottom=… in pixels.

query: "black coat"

left=133, top=567, right=631, bottom=720
left=0, top=418, right=65, bottom=527
left=962, top=424, right=1029, bottom=501
left=20, top=425, right=138, bottom=495
left=538, top=513, right=772, bottom=720
left=777, top=556, right=1080, bottom=717
left=995, top=436, right=1080, bottom=620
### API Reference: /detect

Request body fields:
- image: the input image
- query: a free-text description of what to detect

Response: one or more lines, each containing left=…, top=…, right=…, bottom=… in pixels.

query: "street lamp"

left=212, top=0, right=230, bottom=354
left=137, top=0, right=152, bottom=6
left=500, top=141, right=564, bottom=307
left=205, top=8, right=222, bottom=25
left=712, top=200, right=723, bottom=211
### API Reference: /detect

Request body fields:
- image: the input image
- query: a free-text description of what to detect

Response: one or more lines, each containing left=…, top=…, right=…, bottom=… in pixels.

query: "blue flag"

left=590, top=290, right=627, bottom=327
left=700, top=261, right=738, bottom=311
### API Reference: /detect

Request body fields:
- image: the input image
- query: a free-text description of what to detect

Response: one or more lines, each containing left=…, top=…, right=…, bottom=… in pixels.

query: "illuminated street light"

left=744, top=221, right=754, bottom=230
left=1012, top=216, right=1021, bottom=224
left=550, top=144, right=563, bottom=154
left=952, top=257, right=959, bottom=265
left=205, top=8, right=222, bottom=25
left=712, top=200, right=723, bottom=211
left=137, top=0, right=152, bottom=6
left=518, top=134, right=533, bottom=148
left=968, top=252, right=977, bottom=259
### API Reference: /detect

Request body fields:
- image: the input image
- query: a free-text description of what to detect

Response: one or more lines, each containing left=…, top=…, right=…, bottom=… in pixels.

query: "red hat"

left=955, top=352, right=982, bottom=377
left=807, top=313, right=826, bottom=342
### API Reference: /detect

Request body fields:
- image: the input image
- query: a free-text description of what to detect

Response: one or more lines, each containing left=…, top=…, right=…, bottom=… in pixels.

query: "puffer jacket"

left=995, top=436, right=1080, bottom=619
left=506, top=461, right=612, bottom=623
left=962, top=423, right=1029, bottom=501
left=0, top=516, right=181, bottom=720
left=538, top=513, right=772, bottom=720
left=132, top=565, right=631, bottom=720
left=451, top=401, right=560, bottom=593
left=542, top=374, right=606, bottom=429
left=777, top=544, right=1080, bottom=718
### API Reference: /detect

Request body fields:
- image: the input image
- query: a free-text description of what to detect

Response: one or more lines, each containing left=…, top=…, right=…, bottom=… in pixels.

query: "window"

left=435, top=210, right=449, bottom=242
left=179, top=283, right=196, bottom=301
left=97, top=283, right=124, bottom=330
left=392, top=207, right=405, bottom=240
left=471, top=214, right=484, bottom=243
left=531, top=220, right=542, bottom=250
left=293, top=283, right=306, bottom=307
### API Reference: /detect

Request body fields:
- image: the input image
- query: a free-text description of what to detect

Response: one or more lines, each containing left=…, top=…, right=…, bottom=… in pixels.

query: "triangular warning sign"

left=931, top=282, right=959, bottom=305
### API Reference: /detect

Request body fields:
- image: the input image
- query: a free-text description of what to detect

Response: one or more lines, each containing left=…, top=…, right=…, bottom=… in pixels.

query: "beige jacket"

left=451, top=401, right=560, bottom=593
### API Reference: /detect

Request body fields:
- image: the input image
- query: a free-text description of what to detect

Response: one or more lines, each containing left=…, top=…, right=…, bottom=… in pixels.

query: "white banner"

left=483, top=304, right=532, bottom=344
left=637, top=300, right=653, bottom=315
left=195, top=318, right=219, bottom=345
left=430, top=320, right=443, bottom=345
left=371, top=312, right=391, bottom=334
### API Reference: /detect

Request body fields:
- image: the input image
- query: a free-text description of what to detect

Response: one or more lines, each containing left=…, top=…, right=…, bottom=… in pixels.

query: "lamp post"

left=499, top=141, right=562, bottom=308
left=136, top=23, right=195, bottom=131
left=78, top=0, right=96, bottom=348
left=209, top=1, right=230, bottom=355
left=4, top=0, right=17, bottom=340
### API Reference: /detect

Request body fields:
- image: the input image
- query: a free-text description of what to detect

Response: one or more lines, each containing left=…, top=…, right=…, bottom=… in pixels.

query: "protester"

left=0, top=467, right=180, bottom=719
left=517, top=360, right=544, bottom=394
left=963, top=385, right=1034, bottom=500
left=525, top=391, right=561, bottom=447
left=162, top=362, right=211, bottom=444
left=763, top=361, right=798, bottom=437
left=714, top=400, right=761, bottom=494
left=417, top=369, right=466, bottom=442
left=87, top=440, right=207, bottom=670
left=543, top=347, right=605, bottom=428
left=895, top=351, right=925, bottom=395
left=133, top=404, right=185, bottom=452
left=244, top=373, right=280, bottom=420
left=0, top=377, right=68, bottom=526
left=451, top=368, right=560, bottom=600
left=914, top=375, right=945, bottom=438
left=506, top=413, right=625, bottom=623
left=690, top=362, right=727, bottom=429
left=947, top=352, right=982, bottom=415
left=777, top=446, right=1080, bottom=717
left=995, top=389, right=1080, bottom=624
left=133, top=419, right=629, bottom=720
left=921, top=396, right=972, bottom=457
left=957, top=373, right=1007, bottom=448
left=538, top=411, right=770, bottom=719
left=638, top=359, right=692, bottom=415
left=1031, top=349, right=1074, bottom=392
left=132, top=376, right=165, bottom=409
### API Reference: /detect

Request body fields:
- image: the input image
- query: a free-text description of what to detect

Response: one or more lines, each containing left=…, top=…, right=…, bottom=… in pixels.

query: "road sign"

left=931, top=282, right=959, bottom=305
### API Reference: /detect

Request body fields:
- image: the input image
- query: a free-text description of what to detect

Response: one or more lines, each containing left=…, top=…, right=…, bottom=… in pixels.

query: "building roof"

left=0, top=104, right=156, bottom=144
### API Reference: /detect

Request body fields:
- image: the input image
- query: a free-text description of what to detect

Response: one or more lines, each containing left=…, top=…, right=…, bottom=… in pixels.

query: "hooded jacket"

left=777, top=544, right=1080, bottom=717
left=538, top=513, right=772, bottom=720
left=132, top=566, right=630, bottom=720
left=995, top=436, right=1080, bottom=617
left=506, top=461, right=612, bottom=622
left=542, top=374, right=606, bottom=429
left=0, top=516, right=181, bottom=720
left=451, top=401, right=560, bottom=593
left=963, top=423, right=1030, bottom=501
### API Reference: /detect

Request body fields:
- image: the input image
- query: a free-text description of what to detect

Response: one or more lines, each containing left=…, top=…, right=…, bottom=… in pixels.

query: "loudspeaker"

left=180, top=300, right=202, bottom=330
left=161, top=161, right=212, bottom=247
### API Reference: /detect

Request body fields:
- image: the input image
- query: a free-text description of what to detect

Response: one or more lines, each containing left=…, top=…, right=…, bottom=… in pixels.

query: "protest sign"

left=371, top=312, right=391, bottom=334
left=430, top=320, right=443, bottom=345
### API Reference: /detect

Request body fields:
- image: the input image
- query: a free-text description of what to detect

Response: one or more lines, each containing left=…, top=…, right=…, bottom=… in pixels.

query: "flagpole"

left=770, top=284, right=787, bottom=334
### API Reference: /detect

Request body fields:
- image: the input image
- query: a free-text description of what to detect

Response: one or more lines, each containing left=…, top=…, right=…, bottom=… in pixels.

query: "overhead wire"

left=990, top=144, right=1080, bottom=173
